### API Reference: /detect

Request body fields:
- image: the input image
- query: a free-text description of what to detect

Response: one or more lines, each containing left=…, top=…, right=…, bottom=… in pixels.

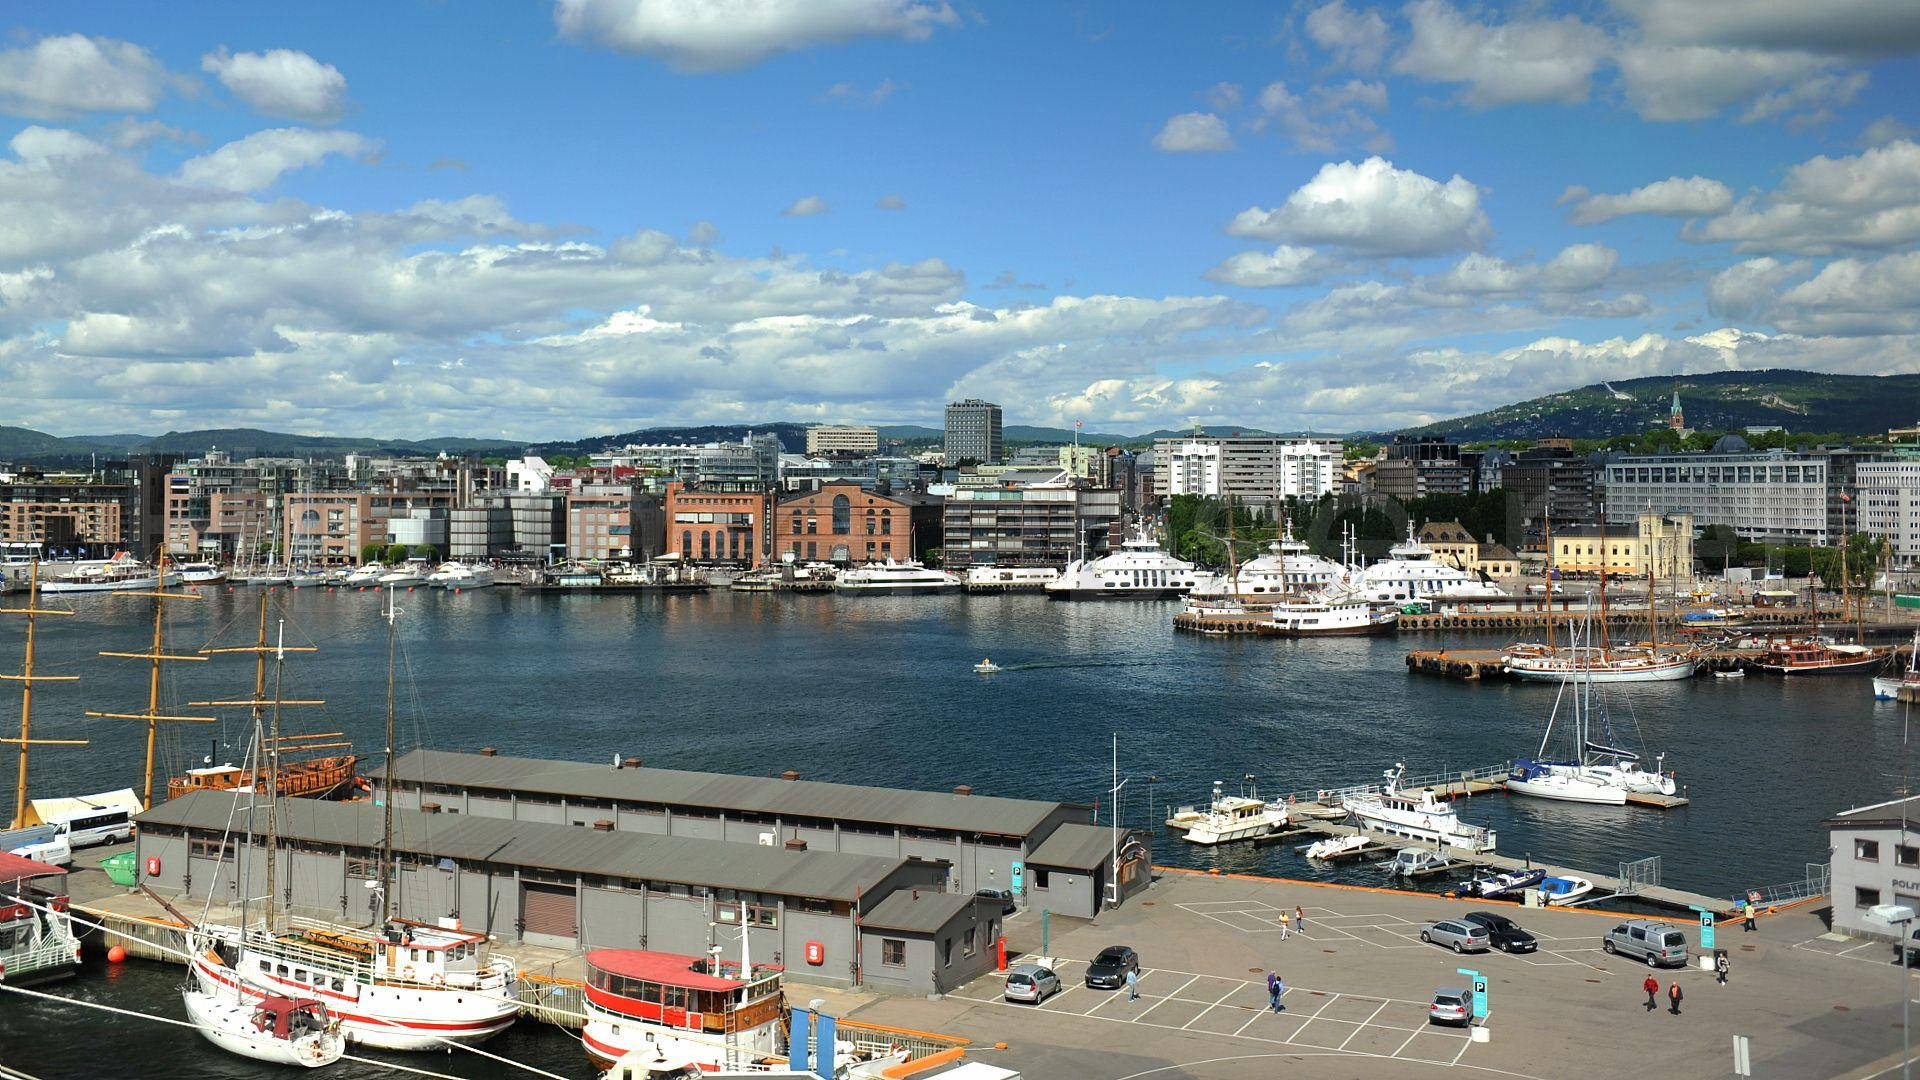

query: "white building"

left=804, top=425, right=880, bottom=456
left=1154, top=437, right=1340, bottom=508
left=1602, top=449, right=1829, bottom=545
left=506, top=456, right=554, bottom=494
left=1859, top=458, right=1920, bottom=565
left=589, top=434, right=781, bottom=487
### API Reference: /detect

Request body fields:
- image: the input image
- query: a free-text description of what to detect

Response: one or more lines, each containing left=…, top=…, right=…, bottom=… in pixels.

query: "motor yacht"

left=1342, top=765, right=1496, bottom=853
left=1181, top=779, right=1288, bottom=846
left=1265, top=597, right=1398, bottom=636
left=1046, top=529, right=1216, bottom=600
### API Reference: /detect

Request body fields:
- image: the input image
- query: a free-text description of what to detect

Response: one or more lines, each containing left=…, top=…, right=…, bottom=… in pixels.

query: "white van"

left=0, top=823, right=72, bottom=867
left=51, top=806, right=134, bottom=848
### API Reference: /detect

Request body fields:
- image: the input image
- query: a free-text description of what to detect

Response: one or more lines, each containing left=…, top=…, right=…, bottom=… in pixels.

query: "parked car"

left=1419, top=919, right=1490, bottom=953
left=1003, top=963, right=1061, bottom=1004
left=1902, top=928, right=1920, bottom=967
left=1603, top=920, right=1690, bottom=967
left=976, top=888, right=1017, bottom=915
left=1084, top=945, right=1140, bottom=989
left=1429, top=987, right=1473, bottom=1027
left=1462, top=911, right=1537, bottom=954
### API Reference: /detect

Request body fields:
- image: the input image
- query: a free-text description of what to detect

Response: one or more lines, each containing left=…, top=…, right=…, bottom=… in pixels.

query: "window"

left=1033, top=869, right=1050, bottom=889
left=832, top=495, right=851, bottom=534
left=881, top=939, right=906, bottom=967
left=1900, top=845, right=1920, bottom=868
left=1858, top=839, right=1883, bottom=861
left=1859, top=886, right=1884, bottom=908
left=963, top=927, right=976, bottom=957
left=942, top=936, right=954, bottom=965
left=748, top=904, right=778, bottom=928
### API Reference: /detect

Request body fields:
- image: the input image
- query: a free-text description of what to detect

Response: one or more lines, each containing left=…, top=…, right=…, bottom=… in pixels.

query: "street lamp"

left=1871, top=903, right=1916, bottom=1080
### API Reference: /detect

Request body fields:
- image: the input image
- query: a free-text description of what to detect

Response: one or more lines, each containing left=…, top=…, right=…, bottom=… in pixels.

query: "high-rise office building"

left=944, top=399, right=1003, bottom=465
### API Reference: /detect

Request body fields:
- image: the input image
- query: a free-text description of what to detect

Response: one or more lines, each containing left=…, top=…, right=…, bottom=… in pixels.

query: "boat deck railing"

left=0, top=923, right=81, bottom=979
left=1274, top=762, right=1514, bottom=809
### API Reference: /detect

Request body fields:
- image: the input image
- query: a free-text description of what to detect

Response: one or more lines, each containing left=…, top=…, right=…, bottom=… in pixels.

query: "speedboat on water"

left=1464, top=868, right=1546, bottom=899
left=1540, top=875, right=1594, bottom=906
left=973, top=658, right=1002, bottom=673
left=177, top=562, right=229, bottom=585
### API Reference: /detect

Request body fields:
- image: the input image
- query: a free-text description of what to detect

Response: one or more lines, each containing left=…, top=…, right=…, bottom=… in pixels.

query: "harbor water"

left=1, top=586, right=1908, bottom=1077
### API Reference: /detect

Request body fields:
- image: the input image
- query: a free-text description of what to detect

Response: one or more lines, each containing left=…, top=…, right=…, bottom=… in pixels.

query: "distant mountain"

left=1399, top=369, right=1920, bottom=442
left=0, top=426, right=526, bottom=463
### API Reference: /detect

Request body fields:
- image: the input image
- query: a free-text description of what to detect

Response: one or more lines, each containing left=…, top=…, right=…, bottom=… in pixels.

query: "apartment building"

left=0, top=479, right=125, bottom=551
left=1369, top=437, right=1471, bottom=500
left=282, top=488, right=457, bottom=565
left=803, top=425, right=880, bottom=456
left=1154, top=436, right=1340, bottom=508
left=941, top=481, right=1122, bottom=568
left=1859, top=458, right=1920, bottom=564
left=944, top=400, right=1003, bottom=466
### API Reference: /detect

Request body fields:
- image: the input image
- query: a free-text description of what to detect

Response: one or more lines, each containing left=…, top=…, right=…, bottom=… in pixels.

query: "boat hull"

left=833, top=583, right=961, bottom=594
left=183, top=990, right=344, bottom=1068
left=1877, top=677, right=1919, bottom=700
left=1045, top=587, right=1191, bottom=600
left=1265, top=618, right=1397, bottom=637
left=1504, top=776, right=1629, bottom=805
left=1756, top=656, right=1884, bottom=675
left=191, top=951, right=518, bottom=1052
left=1505, top=657, right=1696, bottom=683
left=39, top=573, right=176, bottom=594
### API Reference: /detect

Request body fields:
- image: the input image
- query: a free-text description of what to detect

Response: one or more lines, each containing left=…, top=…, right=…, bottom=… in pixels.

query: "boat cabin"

left=369, top=918, right=495, bottom=987
left=585, top=949, right=785, bottom=1039
left=251, top=995, right=332, bottom=1039
left=0, top=851, right=81, bottom=983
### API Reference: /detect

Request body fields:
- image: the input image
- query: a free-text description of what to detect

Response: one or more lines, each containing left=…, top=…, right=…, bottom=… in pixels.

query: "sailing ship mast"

left=380, top=585, right=400, bottom=924
left=1543, top=505, right=1555, bottom=652
left=2, top=562, right=88, bottom=829
left=86, top=551, right=214, bottom=809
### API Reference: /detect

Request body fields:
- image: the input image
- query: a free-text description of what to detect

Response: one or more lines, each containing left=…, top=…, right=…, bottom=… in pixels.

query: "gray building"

left=944, top=400, right=1003, bottom=466
left=1603, top=448, right=1829, bottom=544
left=940, top=482, right=1123, bottom=568
left=136, top=790, right=1005, bottom=994
left=1826, top=795, right=1920, bottom=938
left=371, top=749, right=1145, bottom=919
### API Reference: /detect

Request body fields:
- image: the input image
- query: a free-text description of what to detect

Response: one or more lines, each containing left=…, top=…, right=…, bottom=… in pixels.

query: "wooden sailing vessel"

left=4, top=561, right=89, bottom=830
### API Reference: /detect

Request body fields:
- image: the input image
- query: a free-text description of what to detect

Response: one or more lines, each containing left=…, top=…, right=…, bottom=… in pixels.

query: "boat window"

left=332, top=978, right=344, bottom=992
left=663, top=986, right=689, bottom=1010
left=277, top=964, right=288, bottom=977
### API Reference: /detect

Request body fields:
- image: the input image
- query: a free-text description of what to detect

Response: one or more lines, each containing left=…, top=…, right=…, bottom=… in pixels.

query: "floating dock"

left=1405, top=646, right=1763, bottom=681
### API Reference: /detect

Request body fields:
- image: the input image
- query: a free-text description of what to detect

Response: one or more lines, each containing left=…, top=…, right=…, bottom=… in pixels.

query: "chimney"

left=952, top=784, right=973, bottom=797
left=784, top=837, right=808, bottom=851
left=593, top=819, right=615, bottom=832
left=623, top=757, right=641, bottom=769
left=479, top=747, right=497, bottom=757
left=781, top=769, right=801, bottom=781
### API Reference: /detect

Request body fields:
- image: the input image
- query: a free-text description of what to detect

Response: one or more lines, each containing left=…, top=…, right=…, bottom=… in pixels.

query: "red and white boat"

left=0, top=851, right=82, bottom=984
left=190, top=915, right=520, bottom=1051
left=1753, top=637, right=1890, bottom=676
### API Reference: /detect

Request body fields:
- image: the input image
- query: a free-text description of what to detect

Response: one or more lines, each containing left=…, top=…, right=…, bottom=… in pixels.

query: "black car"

left=976, top=888, right=1017, bottom=915
left=1463, top=911, right=1538, bottom=954
left=1084, top=945, right=1140, bottom=989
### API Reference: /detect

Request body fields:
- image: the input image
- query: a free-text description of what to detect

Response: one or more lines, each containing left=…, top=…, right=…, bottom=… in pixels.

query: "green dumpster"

left=101, top=851, right=138, bottom=887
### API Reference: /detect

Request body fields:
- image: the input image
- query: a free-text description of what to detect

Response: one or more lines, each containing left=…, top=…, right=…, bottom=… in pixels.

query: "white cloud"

left=875, top=194, right=906, bottom=211
left=1689, top=139, right=1920, bottom=254
left=1739, top=70, right=1867, bottom=127
left=553, top=0, right=959, bottom=72
left=1706, top=257, right=1810, bottom=321
left=824, top=77, right=897, bottom=105
left=1227, top=156, right=1489, bottom=256
left=1205, top=82, right=1243, bottom=112
left=1707, top=252, right=1920, bottom=336
left=780, top=194, right=829, bottom=217
left=107, top=118, right=198, bottom=150
left=1567, top=176, right=1734, bottom=224
left=1612, top=0, right=1920, bottom=58
left=1305, top=1, right=1392, bottom=72
left=1616, top=43, right=1837, bottom=123
left=1863, top=116, right=1917, bottom=147
left=9, top=126, right=108, bottom=165
left=1540, top=243, right=1620, bottom=292
left=201, top=48, right=349, bottom=123
left=1203, top=246, right=1330, bottom=288
left=687, top=219, right=719, bottom=245
left=1152, top=112, right=1234, bottom=153
left=1250, top=80, right=1390, bottom=153
left=0, top=34, right=169, bottom=120
left=1395, top=0, right=1609, bottom=107
left=177, top=129, right=377, bottom=193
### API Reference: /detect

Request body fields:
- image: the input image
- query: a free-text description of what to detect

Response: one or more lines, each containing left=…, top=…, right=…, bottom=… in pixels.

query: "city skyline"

left=1, top=2, right=1918, bottom=440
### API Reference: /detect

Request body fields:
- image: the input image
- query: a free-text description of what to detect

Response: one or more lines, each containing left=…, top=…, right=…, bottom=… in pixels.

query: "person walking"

left=1277, top=909, right=1290, bottom=940
left=1715, top=951, right=1729, bottom=986
left=1295, top=905, right=1305, bottom=933
left=1274, top=973, right=1287, bottom=1012
left=1642, top=974, right=1660, bottom=1012
left=1743, top=899, right=1757, bottom=932
left=1125, top=966, right=1139, bottom=1002
left=1267, top=970, right=1282, bottom=1014
left=1668, top=980, right=1684, bottom=1016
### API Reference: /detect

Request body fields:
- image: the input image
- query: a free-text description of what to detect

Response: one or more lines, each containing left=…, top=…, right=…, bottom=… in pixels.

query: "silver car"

left=1420, top=919, right=1491, bottom=953
left=1003, top=963, right=1061, bottom=1004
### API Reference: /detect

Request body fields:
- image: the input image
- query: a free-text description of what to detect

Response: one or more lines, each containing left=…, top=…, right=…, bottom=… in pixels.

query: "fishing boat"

left=1463, top=868, right=1546, bottom=899
left=181, top=990, right=345, bottom=1068
left=1303, top=834, right=1368, bottom=860
left=973, top=658, right=1002, bottom=673
left=1877, top=633, right=1920, bottom=700
left=1343, top=765, right=1497, bottom=854
left=1182, top=779, right=1288, bottom=846
left=1540, top=875, right=1594, bottom=906
left=1045, top=528, right=1216, bottom=600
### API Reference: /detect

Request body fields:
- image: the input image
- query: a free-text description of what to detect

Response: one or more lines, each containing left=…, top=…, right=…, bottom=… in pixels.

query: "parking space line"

left=1337, top=1000, right=1390, bottom=1050
left=1181, top=984, right=1245, bottom=1030
left=1389, top=1026, right=1423, bottom=1058
left=1083, top=987, right=1126, bottom=1015
left=1036, top=981, right=1079, bottom=1010
left=1233, top=1007, right=1267, bottom=1036
left=1135, top=975, right=1199, bottom=1021
left=1284, top=992, right=1339, bottom=1043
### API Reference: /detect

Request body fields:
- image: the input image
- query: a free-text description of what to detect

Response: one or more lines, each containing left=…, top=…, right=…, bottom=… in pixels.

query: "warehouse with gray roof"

left=369, top=749, right=1151, bottom=918
left=135, top=789, right=1007, bottom=994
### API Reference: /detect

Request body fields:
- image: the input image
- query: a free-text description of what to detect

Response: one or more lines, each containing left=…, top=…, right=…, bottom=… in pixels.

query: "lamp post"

left=1872, top=903, right=1916, bottom=1080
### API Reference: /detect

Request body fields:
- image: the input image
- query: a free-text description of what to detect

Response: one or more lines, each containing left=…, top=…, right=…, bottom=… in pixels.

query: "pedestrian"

left=1278, top=909, right=1290, bottom=940
left=1715, top=951, right=1729, bottom=987
left=1642, top=974, right=1660, bottom=1012
left=1668, top=980, right=1684, bottom=1016
left=1275, top=973, right=1287, bottom=1012
left=1295, top=904, right=1305, bottom=932
left=1266, top=970, right=1282, bottom=1013
left=1743, top=899, right=1757, bottom=932
left=1126, top=966, right=1139, bottom=1002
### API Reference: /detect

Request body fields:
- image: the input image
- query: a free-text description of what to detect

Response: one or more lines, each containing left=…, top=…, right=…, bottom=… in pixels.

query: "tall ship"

left=1343, top=765, right=1497, bottom=853
left=1186, top=524, right=1345, bottom=602
left=1504, top=555, right=1697, bottom=684
left=1324, top=526, right=1504, bottom=605
left=1045, top=529, right=1217, bottom=600
left=1877, top=633, right=1920, bottom=701
left=832, top=559, right=961, bottom=593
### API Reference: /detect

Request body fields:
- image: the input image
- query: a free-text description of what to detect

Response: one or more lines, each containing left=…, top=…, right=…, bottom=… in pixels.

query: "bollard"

left=996, top=936, right=1007, bottom=972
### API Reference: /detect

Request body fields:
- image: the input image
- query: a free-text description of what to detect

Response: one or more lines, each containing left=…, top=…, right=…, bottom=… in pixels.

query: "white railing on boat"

left=1273, top=762, right=1514, bottom=808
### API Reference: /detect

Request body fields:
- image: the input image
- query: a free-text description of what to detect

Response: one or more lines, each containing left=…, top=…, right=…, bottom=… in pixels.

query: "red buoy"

left=107, top=945, right=127, bottom=964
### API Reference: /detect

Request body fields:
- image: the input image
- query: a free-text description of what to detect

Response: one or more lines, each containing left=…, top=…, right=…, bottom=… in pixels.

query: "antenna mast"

left=87, top=550, right=213, bottom=808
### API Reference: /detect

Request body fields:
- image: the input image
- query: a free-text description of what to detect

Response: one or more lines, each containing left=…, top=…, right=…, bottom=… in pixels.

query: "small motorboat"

left=1386, top=847, right=1453, bottom=877
left=1540, top=875, right=1594, bottom=906
left=973, top=658, right=1002, bottom=674
left=1714, top=669, right=1745, bottom=680
left=1304, top=834, right=1368, bottom=861
left=182, top=989, right=345, bottom=1067
left=1464, top=868, right=1546, bottom=898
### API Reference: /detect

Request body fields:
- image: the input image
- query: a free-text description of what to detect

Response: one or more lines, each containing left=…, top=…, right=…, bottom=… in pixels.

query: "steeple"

left=1667, top=390, right=1684, bottom=431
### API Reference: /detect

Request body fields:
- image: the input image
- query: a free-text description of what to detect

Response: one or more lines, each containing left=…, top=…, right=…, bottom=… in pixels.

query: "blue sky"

left=1, top=1, right=1917, bottom=439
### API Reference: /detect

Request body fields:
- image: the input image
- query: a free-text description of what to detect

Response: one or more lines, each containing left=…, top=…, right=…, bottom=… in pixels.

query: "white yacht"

left=833, top=559, right=961, bottom=593
left=1266, top=597, right=1398, bottom=637
left=1187, top=525, right=1345, bottom=602
left=377, top=560, right=430, bottom=588
left=38, top=555, right=176, bottom=594
left=1181, top=779, right=1288, bottom=846
left=964, top=565, right=1061, bottom=592
left=441, top=564, right=496, bottom=590
left=341, top=564, right=387, bottom=588
left=1327, top=526, right=1505, bottom=605
left=177, top=562, right=229, bottom=585
left=1046, top=530, right=1217, bottom=600
left=1342, top=765, right=1497, bottom=853
left=182, top=988, right=345, bottom=1067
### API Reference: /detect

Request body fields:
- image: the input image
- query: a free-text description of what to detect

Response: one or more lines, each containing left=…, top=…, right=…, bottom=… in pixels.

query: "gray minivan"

left=1603, top=920, right=1689, bottom=967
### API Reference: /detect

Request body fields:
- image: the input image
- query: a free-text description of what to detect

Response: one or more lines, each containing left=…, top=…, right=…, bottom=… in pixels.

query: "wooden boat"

left=1752, top=638, right=1890, bottom=675
left=166, top=754, right=358, bottom=802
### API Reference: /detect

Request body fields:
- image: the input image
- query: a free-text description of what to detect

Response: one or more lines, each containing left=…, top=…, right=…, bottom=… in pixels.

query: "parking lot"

left=1177, top=896, right=1615, bottom=970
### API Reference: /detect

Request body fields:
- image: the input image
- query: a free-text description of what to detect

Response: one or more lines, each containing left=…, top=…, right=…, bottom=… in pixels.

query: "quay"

left=1176, top=603, right=1827, bottom=636
left=1405, top=646, right=1766, bottom=681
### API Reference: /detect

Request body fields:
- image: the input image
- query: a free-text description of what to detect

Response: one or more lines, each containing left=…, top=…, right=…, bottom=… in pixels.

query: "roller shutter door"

left=521, top=881, right=577, bottom=944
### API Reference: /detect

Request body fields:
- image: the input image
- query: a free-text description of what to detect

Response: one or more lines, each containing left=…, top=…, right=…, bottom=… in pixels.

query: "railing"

left=0, top=924, right=81, bottom=980
left=1271, top=762, right=1514, bottom=808
left=1743, top=863, right=1831, bottom=910
left=835, top=1018, right=969, bottom=1062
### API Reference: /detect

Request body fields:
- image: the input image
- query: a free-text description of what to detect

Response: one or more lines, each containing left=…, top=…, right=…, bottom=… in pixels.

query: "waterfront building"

left=773, top=483, right=937, bottom=565
left=804, top=425, right=880, bottom=456
left=566, top=483, right=666, bottom=562
left=1814, top=446, right=1896, bottom=542
left=1602, top=447, right=1828, bottom=544
left=1501, top=444, right=1600, bottom=549
left=940, top=479, right=1123, bottom=569
left=506, top=456, right=555, bottom=494
left=135, top=790, right=1003, bottom=994
left=1370, top=437, right=1471, bottom=501
left=282, top=487, right=457, bottom=566
left=1154, top=436, right=1340, bottom=510
left=0, top=477, right=127, bottom=555
left=1550, top=513, right=1695, bottom=578
left=1859, top=459, right=1920, bottom=564
left=371, top=749, right=1148, bottom=920
left=944, top=400, right=1003, bottom=466
left=665, top=481, right=774, bottom=566
left=1417, top=522, right=1519, bottom=579
left=1825, top=795, right=1920, bottom=939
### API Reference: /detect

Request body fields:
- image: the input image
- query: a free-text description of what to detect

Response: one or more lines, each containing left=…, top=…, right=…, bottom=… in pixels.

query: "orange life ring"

left=400, top=965, right=416, bottom=982
left=429, top=972, right=445, bottom=988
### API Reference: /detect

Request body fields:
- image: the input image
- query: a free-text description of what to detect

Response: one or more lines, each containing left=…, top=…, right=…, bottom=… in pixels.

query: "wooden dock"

left=1405, top=646, right=1762, bottom=682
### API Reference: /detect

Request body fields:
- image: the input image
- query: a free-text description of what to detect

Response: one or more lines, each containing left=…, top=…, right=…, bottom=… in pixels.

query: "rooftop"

left=372, top=749, right=1074, bottom=838
left=860, top=888, right=985, bottom=934
left=1827, top=795, right=1920, bottom=829
left=1024, top=822, right=1115, bottom=870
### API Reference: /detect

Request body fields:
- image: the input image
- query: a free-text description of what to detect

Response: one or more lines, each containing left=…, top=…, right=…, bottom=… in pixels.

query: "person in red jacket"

left=1643, top=974, right=1660, bottom=1011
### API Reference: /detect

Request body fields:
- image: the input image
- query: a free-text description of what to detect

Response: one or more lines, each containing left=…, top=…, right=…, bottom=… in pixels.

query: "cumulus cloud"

left=0, top=34, right=170, bottom=119
left=1305, top=1, right=1392, bottom=72
left=1738, top=70, right=1868, bottom=128
left=824, top=78, right=897, bottom=105
left=1567, top=176, right=1734, bottom=224
left=1395, top=0, right=1609, bottom=107
left=1616, top=43, right=1836, bottom=123
left=177, top=129, right=378, bottom=193
left=1203, top=246, right=1331, bottom=288
left=1227, top=156, right=1489, bottom=257
left=201, top=47, right=349, bottom=123
left=1708, top=252, right=1920, bottom=335
left=1250, top=80, right=1390, bottom=153
left=1688, top=139, right=1920, bottom=254
left=780, top=194, right=829, bottom=217
left=1152, top=112, right=1234, bottom=153
left=1205, top=82, right=1243, bottom=111
left=1612, top=0, right=1920, bottom=58
left=553, top=0, right=959, bottom=72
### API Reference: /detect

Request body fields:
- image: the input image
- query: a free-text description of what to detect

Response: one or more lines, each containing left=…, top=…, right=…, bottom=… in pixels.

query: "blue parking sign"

left=1010, top=861, right=1024, bottom=895
left=1700, top=910, right=1715, bottom=950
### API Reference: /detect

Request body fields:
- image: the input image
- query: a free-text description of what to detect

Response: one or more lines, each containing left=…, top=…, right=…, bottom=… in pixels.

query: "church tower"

left=1667, top=391, right=1685, bottom=432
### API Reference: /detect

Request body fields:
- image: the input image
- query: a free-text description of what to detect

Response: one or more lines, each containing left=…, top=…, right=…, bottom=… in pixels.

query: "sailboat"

left=1504, top=532, right=1697, bottom=682
left=1507, top=612, right=1678, bottom=805
left=186, top=588, right=521, bottom=1050
left=1876, top=632, right=1920, bottom=701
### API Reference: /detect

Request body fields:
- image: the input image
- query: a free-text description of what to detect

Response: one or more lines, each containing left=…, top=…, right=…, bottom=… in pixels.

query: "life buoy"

left=429, top=972, right=445, bottom=988
left=400, top=966, right=416, bottom=982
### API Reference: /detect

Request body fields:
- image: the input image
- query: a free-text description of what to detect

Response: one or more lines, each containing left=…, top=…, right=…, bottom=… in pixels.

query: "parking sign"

left=1010, top=861, right=1024, bottom=895
left=1700, top=910, right=1715, bottom=950
left=1471, top=976, right=1488, bottom=1018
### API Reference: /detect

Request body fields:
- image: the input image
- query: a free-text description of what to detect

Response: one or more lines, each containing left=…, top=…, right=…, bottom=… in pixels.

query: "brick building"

left=282, top=489, right=457, bottom=566
left=0, top=480, right=125, bottom=551
left=772, top=483, right=924, bottom=565
left=664, top=482, right=774, bottom=566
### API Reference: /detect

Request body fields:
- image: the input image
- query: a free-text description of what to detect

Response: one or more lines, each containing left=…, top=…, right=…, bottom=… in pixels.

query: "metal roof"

left=140, top=791, right=908, bottom=901
left=371, top=750, right=1069, bottom=837
left=1827, top=795, right=1920, bottom=829
left=860, top=888, right=987, bottom=934
left=1023, top=823, right=1114, bottom=870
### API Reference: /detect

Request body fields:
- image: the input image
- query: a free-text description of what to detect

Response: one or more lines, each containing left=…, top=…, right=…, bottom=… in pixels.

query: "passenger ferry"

left=1265, top=597, right=1398, bottom=637
left=832, top=559, right=962, bottom=593
left=0, top=851, right=83, bottom=985
left=1046, top=530, right=1216, bottom=600
left=1186, top=526, right=1344, bottom=602
left=963, top=565, right=1061, bottom=592
left=1343, top=765, right=1496, bottom=854
left=1325, top=527, right=1505, bottom=605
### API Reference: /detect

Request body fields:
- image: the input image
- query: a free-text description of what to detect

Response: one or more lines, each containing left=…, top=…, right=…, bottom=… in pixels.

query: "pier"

left=1404, top=646, right=1769, bottom=681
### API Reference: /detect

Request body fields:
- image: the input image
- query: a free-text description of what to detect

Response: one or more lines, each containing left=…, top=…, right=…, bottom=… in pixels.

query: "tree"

left=384, top=543, right=409, bottom=564
left=1696, top=525, right=1741, bottom=570
left=359, top=543, right=383, bottom=566
left=411, top=544, right=438, bottom=561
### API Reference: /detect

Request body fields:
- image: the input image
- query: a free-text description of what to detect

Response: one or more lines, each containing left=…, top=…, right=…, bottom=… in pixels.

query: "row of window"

left=1854, top=839, right=1920, bottom=865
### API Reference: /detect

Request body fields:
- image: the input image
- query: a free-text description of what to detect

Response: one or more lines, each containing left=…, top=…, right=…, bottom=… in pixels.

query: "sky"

left=0, top=1, right=1917, bottom=440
